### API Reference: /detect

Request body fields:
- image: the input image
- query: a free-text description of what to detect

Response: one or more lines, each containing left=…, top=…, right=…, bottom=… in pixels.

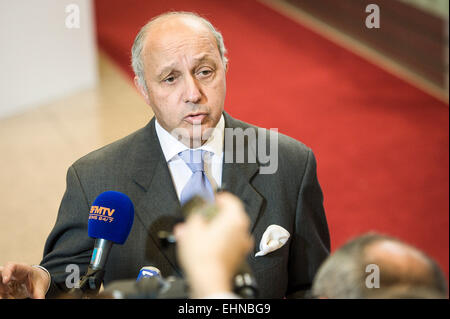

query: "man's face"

left=138, top=16, right=227, bottom=146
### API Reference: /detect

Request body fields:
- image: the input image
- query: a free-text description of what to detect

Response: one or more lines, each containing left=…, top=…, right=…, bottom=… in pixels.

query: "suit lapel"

left=222, top=112, right=264, bottom=233
left=127, top=118, right=182, bottom=274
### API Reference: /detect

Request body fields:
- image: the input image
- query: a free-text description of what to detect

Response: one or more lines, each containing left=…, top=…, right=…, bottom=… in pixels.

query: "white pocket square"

left=255, top=225, right=290, bottom=257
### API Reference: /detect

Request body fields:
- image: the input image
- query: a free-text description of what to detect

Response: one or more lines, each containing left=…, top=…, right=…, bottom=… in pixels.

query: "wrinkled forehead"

left=142, top=15, right=221, bottom=72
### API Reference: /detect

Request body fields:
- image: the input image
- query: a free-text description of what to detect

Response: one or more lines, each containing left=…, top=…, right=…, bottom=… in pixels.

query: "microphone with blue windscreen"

left=88, top=191, right=134, bottom=244
left=70, top=191, right=134, bottom=297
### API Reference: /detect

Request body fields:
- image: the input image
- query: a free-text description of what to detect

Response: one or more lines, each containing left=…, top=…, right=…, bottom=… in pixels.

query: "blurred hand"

left=174, top=192, right=254, bottom=298
left=0, top=262, right=49, bottom=299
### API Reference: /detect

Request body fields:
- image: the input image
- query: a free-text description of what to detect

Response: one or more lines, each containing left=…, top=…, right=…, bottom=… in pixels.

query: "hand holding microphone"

left=0, top=190, right=134, bottom=300
left=174, top=192, right=254, bottom=299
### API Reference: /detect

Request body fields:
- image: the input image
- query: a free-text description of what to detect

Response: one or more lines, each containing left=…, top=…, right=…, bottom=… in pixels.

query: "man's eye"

left=164, top=76, right=175, bottom=83
left=197, top=69, right=213, bottom=78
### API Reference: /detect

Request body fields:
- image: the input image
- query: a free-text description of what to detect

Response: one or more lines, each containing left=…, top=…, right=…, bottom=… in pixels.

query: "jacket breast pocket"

left=249, top=241, right=289, bottom=272
left=247, top=243, right=290, bottom=298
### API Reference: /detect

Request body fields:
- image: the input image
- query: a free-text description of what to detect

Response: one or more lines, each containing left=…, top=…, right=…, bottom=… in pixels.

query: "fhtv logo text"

left=89, top=206, right=115, bottom=223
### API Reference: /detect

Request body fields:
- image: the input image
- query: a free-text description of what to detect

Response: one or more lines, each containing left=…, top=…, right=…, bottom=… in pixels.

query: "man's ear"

left=134, top=76, right=150, bottom=105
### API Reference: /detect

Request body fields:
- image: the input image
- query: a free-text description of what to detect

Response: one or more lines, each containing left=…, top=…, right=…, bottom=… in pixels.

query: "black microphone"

left=101, top=275, right=162, bottom=299
left=69, top=191, right=134, bottom=298
left=180, top=196, right=259, bottom=298
left=99, top=266, right=189, bottom=299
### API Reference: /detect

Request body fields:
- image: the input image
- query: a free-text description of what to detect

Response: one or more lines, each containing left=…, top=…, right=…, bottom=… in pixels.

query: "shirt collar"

left=155, top=114, right=224, bottom=162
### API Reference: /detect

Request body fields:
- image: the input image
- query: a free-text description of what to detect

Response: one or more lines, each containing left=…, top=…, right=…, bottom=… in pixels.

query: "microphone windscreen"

left=88, top=191, right=134, bottom=244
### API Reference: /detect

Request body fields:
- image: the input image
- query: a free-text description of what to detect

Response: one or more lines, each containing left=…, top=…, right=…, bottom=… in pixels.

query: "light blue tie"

left=179, top=149, right=215, bottom=205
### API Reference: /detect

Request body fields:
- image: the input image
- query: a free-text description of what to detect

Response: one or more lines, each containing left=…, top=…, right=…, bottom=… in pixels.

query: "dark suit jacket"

left=40, top=112, right=330, bottom=298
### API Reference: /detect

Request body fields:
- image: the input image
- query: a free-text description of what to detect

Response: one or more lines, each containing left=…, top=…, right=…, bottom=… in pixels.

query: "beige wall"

left=0, top=0, right=98, bottom=119
left=0, top=53, right=152, bottom=265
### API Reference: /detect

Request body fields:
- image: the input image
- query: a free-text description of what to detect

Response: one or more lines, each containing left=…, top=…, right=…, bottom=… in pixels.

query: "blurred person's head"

left=365, top=285, right=447, bottom=299
left=311, top=233, right=448, bottom=299
left=131, top=11, right=228, bottom=147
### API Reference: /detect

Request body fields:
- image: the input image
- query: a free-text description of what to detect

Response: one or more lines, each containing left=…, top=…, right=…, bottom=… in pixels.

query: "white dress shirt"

left=156, top=116, right=237, bottom=299
left=155, top=115, right=224, bottom=201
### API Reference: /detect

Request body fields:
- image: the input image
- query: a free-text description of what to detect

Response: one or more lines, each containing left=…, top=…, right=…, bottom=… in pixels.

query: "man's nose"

left=183, top=74, right=203, bottom=104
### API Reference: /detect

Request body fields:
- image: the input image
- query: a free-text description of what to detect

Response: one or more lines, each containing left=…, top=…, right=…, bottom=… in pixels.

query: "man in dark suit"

left=0, top=11, right=329, bottom=299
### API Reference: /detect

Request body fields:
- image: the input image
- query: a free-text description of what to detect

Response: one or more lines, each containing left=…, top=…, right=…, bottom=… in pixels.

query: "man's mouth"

left=184, top=112, right=208, bottom=124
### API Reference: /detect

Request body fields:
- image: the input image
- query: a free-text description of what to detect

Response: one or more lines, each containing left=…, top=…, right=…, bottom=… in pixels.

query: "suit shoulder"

left=229, top=117, right=312, bottom=174
left=276, top=130, right=311, bottom=155
left=71, top=126, right=146, bottom=171
left=233, top=117, right=311, bottom=156
left=267, top=129, right=312, bottom=174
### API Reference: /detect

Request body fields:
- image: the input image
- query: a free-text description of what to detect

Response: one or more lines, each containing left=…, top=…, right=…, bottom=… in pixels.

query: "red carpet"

left=94, top=0, right=449, bottom=279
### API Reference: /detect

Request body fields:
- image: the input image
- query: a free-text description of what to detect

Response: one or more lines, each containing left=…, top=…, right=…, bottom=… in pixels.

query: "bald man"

left=0, top=12, right=330, bottom=299
left=310, top=233, right=448, bottom=298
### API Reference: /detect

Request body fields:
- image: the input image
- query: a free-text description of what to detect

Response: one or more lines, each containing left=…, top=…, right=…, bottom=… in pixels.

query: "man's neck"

left=154, top=115, right=225, bottom=162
